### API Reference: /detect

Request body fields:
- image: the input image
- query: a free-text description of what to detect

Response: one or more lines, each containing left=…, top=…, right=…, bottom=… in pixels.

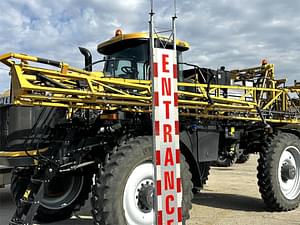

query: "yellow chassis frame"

left=1, top=52, right=300, bottom=124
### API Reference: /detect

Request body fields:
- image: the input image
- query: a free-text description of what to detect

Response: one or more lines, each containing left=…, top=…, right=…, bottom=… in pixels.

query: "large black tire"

left=192, top=162, right=210, bottom=194
left=10, top=169, right=32, bottom=204
left=92, top=136, right=193, bottom=225
left=257, top=132, right=300, bottom=211
left=11, top=169, right=92, bottom=223
left=199, top=162, right=210, bottom=187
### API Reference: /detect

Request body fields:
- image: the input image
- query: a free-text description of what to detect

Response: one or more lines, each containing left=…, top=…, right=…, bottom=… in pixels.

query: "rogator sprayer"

left=0, top=30, right=300, bottom=225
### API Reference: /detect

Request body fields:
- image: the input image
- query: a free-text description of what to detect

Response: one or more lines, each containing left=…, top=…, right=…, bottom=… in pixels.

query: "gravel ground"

left=188, top=155, right=300, bottom=225
left=0, top=155, right=299, bottom=225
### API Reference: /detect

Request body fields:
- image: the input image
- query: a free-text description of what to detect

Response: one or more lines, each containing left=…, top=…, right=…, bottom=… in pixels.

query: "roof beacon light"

left=115, top=29, right=123, bottom=37
left=261, top=59, right=268, bottom=65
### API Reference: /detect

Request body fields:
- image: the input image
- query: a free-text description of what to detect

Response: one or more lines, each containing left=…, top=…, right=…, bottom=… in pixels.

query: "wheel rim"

left=278, top=146, right=300, bottom=200
left=41, top=174, right=84, bottom=209
left=123, top=162, right=154, bottom=225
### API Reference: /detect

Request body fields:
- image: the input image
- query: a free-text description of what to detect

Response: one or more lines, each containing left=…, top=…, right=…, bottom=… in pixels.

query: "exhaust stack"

left=79, top=47, right=92, bottom=71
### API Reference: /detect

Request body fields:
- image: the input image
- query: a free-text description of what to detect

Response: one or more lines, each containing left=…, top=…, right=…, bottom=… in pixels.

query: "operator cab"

left=97, top=31, right=190, bottom=80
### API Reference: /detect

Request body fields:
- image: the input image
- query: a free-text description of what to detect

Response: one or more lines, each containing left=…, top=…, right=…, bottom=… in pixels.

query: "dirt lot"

left=188, top=155, right=300, bottom=225
left=1, top=155, right=299, bottom=225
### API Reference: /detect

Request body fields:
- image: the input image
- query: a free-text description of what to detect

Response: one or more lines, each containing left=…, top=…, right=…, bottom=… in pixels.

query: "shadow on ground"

left=210, top=167, right=235, bottom=171
left=42, top=217, right=93, bottom=225
left=192, top=192, right=266, bottom=212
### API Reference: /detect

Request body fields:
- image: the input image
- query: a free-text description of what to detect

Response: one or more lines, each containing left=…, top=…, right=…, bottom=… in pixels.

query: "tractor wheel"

left=257, top=132, right=300, bottom=211
left=193, top=162, right=210, bottom=194
left=236, top=153, right=250, bottom=164
left=11, top=169, right=92, bottom=222
left=10, top=169, right=32, bottom=205
left=93, top=136, right=193, bottom=225
left=199, top=162, right=210, bottom=186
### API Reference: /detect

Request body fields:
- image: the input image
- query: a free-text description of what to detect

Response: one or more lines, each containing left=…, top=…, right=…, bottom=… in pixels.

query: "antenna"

left=172, top=0, right=177, bottom=51
left=150, top=0, right=154, bottom=15
left=149, top=0, right=155, bottom=80
left=174, top=0, right=177, bottom=18
left=149, top=0, right=154, bottom=49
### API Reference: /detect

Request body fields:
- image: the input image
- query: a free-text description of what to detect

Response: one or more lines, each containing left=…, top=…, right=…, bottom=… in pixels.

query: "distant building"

left=0, top=90, right=10, bottom=105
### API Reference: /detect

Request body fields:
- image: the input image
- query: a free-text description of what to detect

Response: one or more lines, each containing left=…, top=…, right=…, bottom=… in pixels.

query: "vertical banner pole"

left=152, top=2, right=182, bottom=224
left=172, top=0, right=177, bottom=51
left=149, top=1, right=157, bottom=225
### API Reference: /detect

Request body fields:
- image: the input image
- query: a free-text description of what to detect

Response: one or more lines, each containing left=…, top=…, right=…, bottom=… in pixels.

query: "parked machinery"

left=0, top=32, right=300, bottom=225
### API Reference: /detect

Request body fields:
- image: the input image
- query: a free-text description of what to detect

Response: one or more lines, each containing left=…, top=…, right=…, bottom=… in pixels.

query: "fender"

left=180, top=128, right=219, bottom=188
left=279, top=124, right=300, bottom=138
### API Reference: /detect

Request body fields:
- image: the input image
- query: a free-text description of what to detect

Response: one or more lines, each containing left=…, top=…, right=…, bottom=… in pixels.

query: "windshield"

left=103, top=42, right=184, bottom=81
left=104, top=43, right=148, bottom=80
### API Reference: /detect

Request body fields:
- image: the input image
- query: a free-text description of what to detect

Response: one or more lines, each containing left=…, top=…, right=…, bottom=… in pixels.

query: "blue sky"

left=1, top=0, right=300, bottom=92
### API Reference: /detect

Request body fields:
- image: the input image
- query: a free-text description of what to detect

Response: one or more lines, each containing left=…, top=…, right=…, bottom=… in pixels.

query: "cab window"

left=104, top=43, right=148, bottom=80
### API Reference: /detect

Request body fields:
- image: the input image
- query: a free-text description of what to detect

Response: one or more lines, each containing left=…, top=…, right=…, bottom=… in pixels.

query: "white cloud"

left=1, top=0, right=300, bottom=92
